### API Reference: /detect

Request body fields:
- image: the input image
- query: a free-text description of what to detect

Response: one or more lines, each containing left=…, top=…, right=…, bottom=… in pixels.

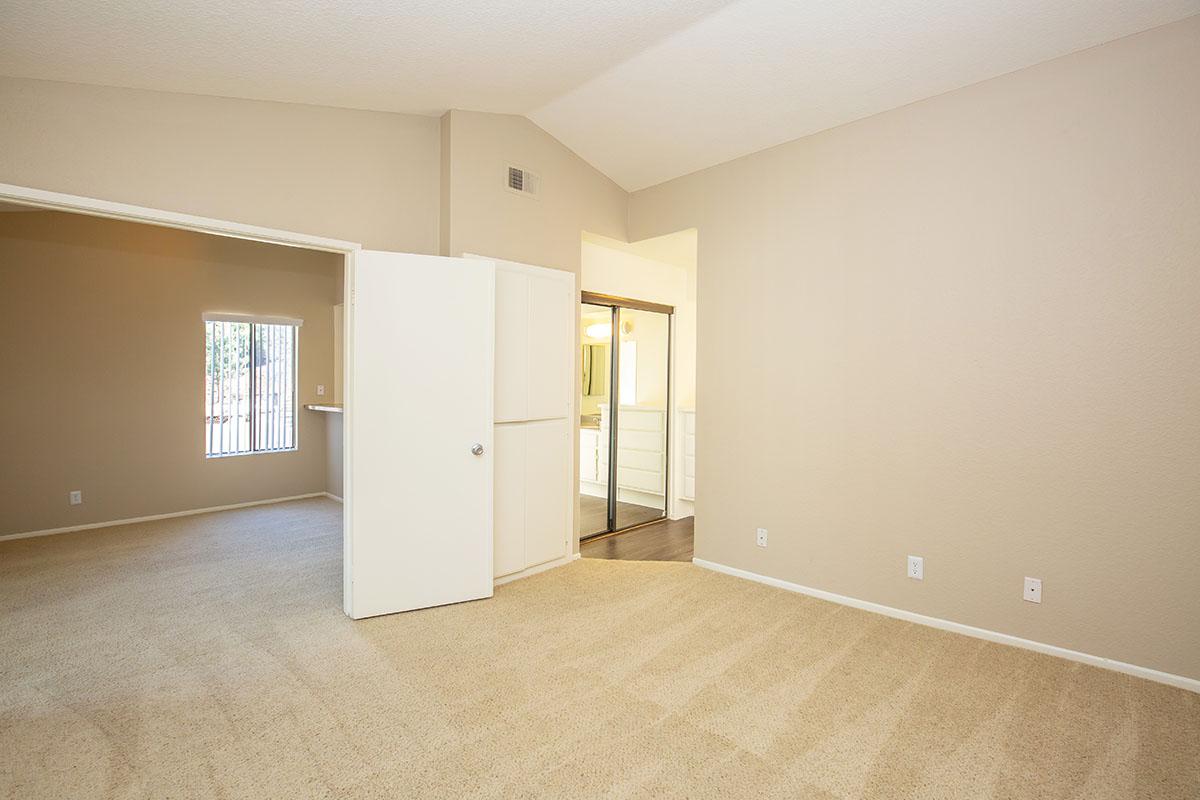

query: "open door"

left=345, top=251, right=495, bottom=618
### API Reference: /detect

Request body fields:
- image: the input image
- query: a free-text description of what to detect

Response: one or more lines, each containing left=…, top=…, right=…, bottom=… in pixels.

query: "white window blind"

left=204, top=314, right=300, bottom=458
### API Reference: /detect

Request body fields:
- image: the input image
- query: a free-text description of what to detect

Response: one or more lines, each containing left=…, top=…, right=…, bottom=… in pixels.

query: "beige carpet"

left=1, top=498, right=1197, bottom=799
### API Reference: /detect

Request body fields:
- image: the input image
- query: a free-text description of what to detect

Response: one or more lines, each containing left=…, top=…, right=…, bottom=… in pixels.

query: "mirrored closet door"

left=579, top=293, right=673, bottom=539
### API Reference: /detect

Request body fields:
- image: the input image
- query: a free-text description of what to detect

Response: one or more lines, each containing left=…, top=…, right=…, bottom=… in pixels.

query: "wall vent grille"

left=506, top=165, right=540, bottom=198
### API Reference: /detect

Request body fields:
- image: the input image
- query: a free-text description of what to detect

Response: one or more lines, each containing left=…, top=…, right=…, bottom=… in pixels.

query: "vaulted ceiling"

left=3, top=0, right=1197, bottom=190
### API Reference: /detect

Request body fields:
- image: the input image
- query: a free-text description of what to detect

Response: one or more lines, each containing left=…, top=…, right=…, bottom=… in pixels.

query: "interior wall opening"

left=0, top=198, right=348, bottom=608
left=577, top=228, right=698, bottom=561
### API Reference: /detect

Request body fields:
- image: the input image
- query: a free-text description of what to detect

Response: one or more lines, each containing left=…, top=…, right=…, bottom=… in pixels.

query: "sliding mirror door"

left=580, top=303, right=613, bottom=537
left=612, top=306, right=671, bottom=530
left=579, top=293, right=673, bottom=538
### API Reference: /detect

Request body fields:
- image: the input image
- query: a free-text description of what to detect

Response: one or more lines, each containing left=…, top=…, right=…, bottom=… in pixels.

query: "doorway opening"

left=576, top=227, right=698, bottom=562
left=0, top=182, right=356, bottom=612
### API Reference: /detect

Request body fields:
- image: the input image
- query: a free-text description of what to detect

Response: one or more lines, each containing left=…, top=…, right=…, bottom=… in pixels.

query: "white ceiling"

left=532, top=0, right=1200, bottom=189
left=0, top=0, right=729, bottom=116
left=2, top=0, right=1196, bottom=191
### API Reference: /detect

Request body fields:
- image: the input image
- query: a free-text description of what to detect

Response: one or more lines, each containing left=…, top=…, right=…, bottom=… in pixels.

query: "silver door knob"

left=470, top=443, right=484, bottom=456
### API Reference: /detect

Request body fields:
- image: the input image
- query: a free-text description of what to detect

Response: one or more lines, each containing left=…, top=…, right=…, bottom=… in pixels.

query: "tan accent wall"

left=628, top=17, right=1200, bottom=680
left=0, top=211, right=341, bottom=537
left=0, top=77, right=440, bottom=252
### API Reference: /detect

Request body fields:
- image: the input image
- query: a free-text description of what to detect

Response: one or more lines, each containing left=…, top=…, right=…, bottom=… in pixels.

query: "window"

left=204, top=314, right=300, bottom=457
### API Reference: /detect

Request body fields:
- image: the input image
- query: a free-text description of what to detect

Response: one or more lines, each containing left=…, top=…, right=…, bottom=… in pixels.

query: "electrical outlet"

left=907, top=555, right=924, bottom=580
left=755, top=528, right=768, bottom=547
left=316, top=384, right=326, bottom=397
left=69, top=490, right=82, bottom=505
left=1024, top=577, right=1042, bottom=604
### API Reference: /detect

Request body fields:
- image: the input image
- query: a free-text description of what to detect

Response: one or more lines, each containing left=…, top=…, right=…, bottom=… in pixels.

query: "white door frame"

left=0, top=182, right=364, bottom=616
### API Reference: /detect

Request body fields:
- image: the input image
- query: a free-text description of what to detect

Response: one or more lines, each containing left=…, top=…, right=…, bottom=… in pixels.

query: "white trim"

left=494, top=553, right=581, bottom=586
left=0, top=493, right=328, bottom=542
left=324, top=492, right=344, bottom=503
left=692, top=558, right=1200, bottom=694
left=0, top=183, right=359, bottom=253
left=203, top=312, right=304, bottom=326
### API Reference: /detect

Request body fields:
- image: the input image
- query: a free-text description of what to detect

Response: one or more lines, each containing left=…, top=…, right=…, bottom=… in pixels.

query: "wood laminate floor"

left=581, top=516, right=694, bottom=562
left=579, top=494, right=665, bottom=538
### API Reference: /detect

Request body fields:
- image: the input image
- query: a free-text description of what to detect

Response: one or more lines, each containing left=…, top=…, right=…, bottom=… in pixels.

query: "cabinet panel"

left=613, top=429, right=662, bottom=453
left=494, top=270, right=530, bottom=423
left=493, top=425, right=527, bottom=578
left=524, top=419, right=570, bottom=568
left=618, top=448, right=662, bottom=472
left=618, top=408, right=665, bottom=432
left=579, top=429, right=599, bottom=482
left=618, top=466, right=663, bottom=493
left=526, top=275, right=572, bottom=420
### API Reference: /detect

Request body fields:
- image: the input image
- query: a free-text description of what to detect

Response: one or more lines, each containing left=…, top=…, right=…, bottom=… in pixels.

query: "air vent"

left=506, top=164, right=540, bottom=198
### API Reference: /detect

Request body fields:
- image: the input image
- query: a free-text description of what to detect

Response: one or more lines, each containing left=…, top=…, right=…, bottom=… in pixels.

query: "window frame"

left=203, top=313, right=302, bottom=459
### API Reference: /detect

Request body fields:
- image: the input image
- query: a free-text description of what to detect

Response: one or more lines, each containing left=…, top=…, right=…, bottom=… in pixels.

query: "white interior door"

left=345, top=251, right=495, bottom=618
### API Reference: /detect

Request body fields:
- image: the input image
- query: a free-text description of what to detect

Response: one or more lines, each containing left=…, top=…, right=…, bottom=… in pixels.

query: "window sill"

left=205, top=448, right=298, bottom=460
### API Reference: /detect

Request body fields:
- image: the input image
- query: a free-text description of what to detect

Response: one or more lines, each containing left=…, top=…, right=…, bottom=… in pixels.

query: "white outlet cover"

left=69, top=490, right=82, bottom=505
left=907, top=555, right=923, bottom=580
left=755, top=528, right=768, bottom=547
left=1024, top=577, right=1042, bottom=603
left=317, top=384, right=326, bottom=396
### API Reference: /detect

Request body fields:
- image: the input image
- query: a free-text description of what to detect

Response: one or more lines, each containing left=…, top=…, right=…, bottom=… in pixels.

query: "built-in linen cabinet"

left=491, top=259, right=575, bottom=580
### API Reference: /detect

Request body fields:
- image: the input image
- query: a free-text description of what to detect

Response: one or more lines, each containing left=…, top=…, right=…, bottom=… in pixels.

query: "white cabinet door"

left=494, top=269, right=530, bottom=423
left=478, top=255, right=575, bottom=580
left=493, top=425, right=527, bottom=578
left=493, top=266, right=573, bottom=422
left=524, top=418, right=571, bottom=568
left=347, top=251, right=494, bottom=618
left=526, top=275, right=572, bottom=420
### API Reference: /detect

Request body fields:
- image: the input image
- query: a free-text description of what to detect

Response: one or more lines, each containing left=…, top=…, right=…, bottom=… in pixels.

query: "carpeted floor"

left=1, top=498, right=1197, bottom=799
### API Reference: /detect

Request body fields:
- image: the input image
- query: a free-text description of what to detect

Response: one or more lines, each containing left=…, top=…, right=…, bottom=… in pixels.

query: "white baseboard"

left=324, top=492, right=344, bottom=503
left=0, top=493, right=328, bottom=542
left=693, top=558, right=1200, bottom=695
left=494, top=553, right=581, bottom=586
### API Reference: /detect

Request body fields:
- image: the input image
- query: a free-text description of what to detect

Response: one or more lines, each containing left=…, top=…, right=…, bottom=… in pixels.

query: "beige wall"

left=0, top=77, right=440, bottom=252
left=0, top=211, right=342, bottom=536
left=442, top=110, right=627, bottom=271
left=628, top=17, right=1200, bottom=680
